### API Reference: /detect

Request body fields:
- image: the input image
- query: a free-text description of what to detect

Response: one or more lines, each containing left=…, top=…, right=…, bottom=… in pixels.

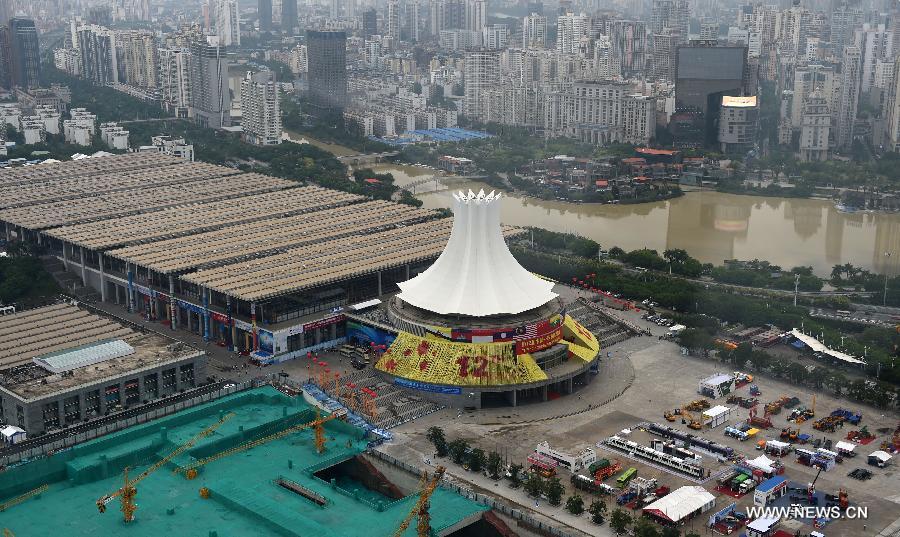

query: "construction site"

left=0, top=386, right=496, bottom=537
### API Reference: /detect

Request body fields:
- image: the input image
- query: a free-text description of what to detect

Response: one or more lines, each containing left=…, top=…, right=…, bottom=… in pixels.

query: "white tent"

left=747, top=455, right=777, bottom=474
left=1, top=425, right=26, bottom=444
left=643, top=486, right=716, bottom=523
left=868, top=451, right=891, bottom=464
left=397, top=190, right=558, bottom=316
left=834, top=441, right=856, bottom=454
left=790, top=329, right=866, bottom=364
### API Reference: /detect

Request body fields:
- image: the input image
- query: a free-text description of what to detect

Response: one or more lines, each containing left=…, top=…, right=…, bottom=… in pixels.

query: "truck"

left=724, top=426, right=749, bottom=441
left=589, top=458, right=622, bottom=480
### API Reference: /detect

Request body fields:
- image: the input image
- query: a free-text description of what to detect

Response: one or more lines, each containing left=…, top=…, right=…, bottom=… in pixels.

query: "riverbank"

left=285, top=135, right=900, bottom=277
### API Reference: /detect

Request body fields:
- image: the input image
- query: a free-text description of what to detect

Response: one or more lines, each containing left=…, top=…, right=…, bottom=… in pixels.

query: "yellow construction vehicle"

left=393, top=466, right=446, bottom=537
left=175, top=410, right=338, bottom=479
left=96, top=412, right=233, bottom=523
left=0, top=484, right=49, bottom=513
left=680, top=408, right=703, bottom=430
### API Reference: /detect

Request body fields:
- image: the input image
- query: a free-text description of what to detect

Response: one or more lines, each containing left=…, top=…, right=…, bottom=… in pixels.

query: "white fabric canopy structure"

left=790, top=329, right=866, bottom=364
left=397, top=190, right=557, bottom=316
left=643, top=486, right=716, bottom=523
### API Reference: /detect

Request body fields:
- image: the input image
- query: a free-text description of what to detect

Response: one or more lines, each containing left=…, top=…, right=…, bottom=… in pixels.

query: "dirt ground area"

left=381, top=308, right=900, bottom=537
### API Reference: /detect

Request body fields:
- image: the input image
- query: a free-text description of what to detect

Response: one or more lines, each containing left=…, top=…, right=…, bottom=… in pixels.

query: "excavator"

left=393, top=466, right=446, bottom=537
left=96, top=412, right=234, bottom=523
left=680, top=408, right=703, bottom=430
left=174, top=409, right=338, bottom=479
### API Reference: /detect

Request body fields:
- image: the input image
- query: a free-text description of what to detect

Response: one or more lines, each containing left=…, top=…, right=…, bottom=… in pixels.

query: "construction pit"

left=0, top=387, right=488, bottom=537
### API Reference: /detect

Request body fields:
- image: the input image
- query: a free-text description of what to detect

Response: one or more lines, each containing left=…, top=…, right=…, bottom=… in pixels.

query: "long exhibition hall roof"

left=396, top=189, right=557, bottom=317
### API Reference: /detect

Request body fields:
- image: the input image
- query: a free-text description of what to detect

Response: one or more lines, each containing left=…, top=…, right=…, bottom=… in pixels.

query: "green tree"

left=426, top=427, right=448, bottom=457
left=545, top=477, right=565, bottom=506
left=565, top=494, right=585, bottom=515
left=507, top=463, right=523, bottom=488
left=661, top=526, right=681, bottom=537
left=588, top=499, right=607, bottom=524
left=468, top=448, right=487, bottom=472
left=448, top=439, right=469, bottom=465
left=633, top=518, right=661, bottom=537
left=684, top=532, right=701, bottom=537
left=524, top=472, right=544, bottom=498
left=609, top=508, right=632, bottom=535
left=486, top=451, right=503, bottom=480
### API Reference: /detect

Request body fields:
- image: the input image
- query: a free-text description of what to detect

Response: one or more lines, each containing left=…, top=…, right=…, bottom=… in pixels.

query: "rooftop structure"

left=182, top=219, right=520, bottom=302
left=0, top=162, right=241, bottom=209
left=397, top=190, right=557, bottom=317
left=44, top=186, right=362, bottom=250
left=0, top=173, right=295, bottom=230
left=108, top=200, right=436, bottom=275
left=0, top=303, right=133, bottom=370
left=0, top=387, right=488, bottom=536
left=0, top=303, right=205, bottom=433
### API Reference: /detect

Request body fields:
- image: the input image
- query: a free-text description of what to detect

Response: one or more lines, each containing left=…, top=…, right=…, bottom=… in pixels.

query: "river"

left=285, top=133, right=900, bottom=276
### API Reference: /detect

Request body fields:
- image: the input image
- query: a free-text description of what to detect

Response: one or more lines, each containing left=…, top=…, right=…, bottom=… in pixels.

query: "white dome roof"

left=396, top=189, right=558, bottom=316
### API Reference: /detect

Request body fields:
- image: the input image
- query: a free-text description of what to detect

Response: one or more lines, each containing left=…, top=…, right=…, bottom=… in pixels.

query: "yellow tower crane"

left=175, top=410, right=338, bottom=479
left=393, top=466, right=446, bottom=537
left=0, top=484, right=49, bottom=513
left=96, top=412, right=233, bottom=523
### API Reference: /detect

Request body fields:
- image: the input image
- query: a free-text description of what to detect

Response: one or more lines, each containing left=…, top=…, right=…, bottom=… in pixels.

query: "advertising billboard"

left=515, top=326, right=563, bottom=355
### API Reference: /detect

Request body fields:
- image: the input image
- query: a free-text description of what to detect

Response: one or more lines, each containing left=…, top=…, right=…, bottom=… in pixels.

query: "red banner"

left=303, top=314, right=345, bottom=332
left=515, top=326, right=563, bottom=355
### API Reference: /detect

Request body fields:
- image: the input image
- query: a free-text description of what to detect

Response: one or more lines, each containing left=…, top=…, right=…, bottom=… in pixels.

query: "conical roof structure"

left=397, top=189, right=558, bottom=316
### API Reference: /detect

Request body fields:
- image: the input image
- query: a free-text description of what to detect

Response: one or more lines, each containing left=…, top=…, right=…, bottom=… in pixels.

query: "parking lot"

left=380, top=309, right=900, bottom=537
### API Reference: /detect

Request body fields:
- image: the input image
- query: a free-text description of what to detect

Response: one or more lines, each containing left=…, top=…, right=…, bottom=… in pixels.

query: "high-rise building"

left=482, top=24, right=508, bottom=50
left=215, top=0, right=240, bottom=46
left=240, top=70, right=281, bottom=145
left=77, top=25, right=118, bottom=86
left=119, top=30, right=158, bottom=88
left=522, top=13, right=546, bottom=49
left=650, top=30, right=678, bottom=82
left=307, top=30, right=347, bottom=110
left=0, top=0, right=10, bottom=28
left=464, top=51, right=497, bottom=119
left=835, top=46, right=861, bottom=149
left=189, top=36, right=231, bottom=128
left=699, top=19, right=718, bottom=40
left=790, top=64, right=836, bottom=130
left=651, top=0, right=690, bottom=40
left=674, top=43, right=750, bottom=147
left=387, top=0, right=400, bottom=39
left=717, top=95, right=759, bottom=154
left=8, top=18, right=40, bottom=89
left=362, top=8, right=377, bottom=38
left=281, top=0, right=297, bottom=33
left=855, top=23, right=893, bottom=95
left=465, top=0, right=485, bottom=34
left=610, top=20, right=646, bottom=78
left=831, top=2, right=863, bottom=53
left=158, top=47, right=192, bottom=117
left=799, top=92, right=830, bottom=162
left=259, top=0, right=273, bottom=31
left=556, top=12, right=587, bottom=55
